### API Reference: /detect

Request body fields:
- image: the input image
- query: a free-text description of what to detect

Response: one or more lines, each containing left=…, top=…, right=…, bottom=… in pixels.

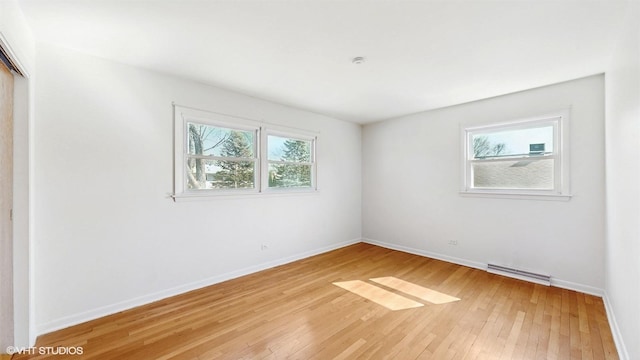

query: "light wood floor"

left=14, top=243, right=618, bottom=359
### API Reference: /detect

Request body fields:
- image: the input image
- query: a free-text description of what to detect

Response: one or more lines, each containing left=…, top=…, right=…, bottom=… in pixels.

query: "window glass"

left=268, top=163, right=312, bottom=188
left=267, top=135, right=314, bottom=189
left=187, top=123, right=254, bottom=157
left=267, top=135, right=312, bottom=162
left=187, top=159, right=255, bottom=190
left=471, top=125, right=553, bottom=159
left=472, top=158, right=554, bottom=189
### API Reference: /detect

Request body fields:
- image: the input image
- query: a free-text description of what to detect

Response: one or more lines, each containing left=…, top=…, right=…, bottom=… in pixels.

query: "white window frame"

left=173, top=105, right=319, bottom=200
left=263, top=128, right=318, bottom=193
left=174, top=106, right=261, bottom=196
left=460, top=109, right=571, bottom=200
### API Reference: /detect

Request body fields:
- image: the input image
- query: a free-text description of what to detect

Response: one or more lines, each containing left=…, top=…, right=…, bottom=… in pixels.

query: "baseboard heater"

left=487, top=264, right=551, bottom=286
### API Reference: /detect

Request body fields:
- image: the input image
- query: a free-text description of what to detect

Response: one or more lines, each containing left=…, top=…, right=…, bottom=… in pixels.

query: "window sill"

left=459, top=191, right=572, bottom=201
left=171, top=189, right=319, bottom=202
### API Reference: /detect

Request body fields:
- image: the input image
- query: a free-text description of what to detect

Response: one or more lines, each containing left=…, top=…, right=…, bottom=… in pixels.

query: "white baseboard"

left=362, top=238, right=486, bottom=270
left=551, top=278, right=603, bottom=297
left=36, top=238, right=361, bottom=335
left=362, top=238, right=604, bottom=296
left=603, top=292, right=629, bottom=360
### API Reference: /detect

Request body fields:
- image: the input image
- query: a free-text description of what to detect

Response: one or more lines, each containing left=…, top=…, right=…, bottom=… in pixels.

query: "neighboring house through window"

left=461, top=110, right=571, bottom=200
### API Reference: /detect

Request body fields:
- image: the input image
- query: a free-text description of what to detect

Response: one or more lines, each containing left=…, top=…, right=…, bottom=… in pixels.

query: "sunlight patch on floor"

left=333, top=277, right=460, bottom=311
left=370, top=276, right=460, bottom=304
left=332, top=280, right=424, bottom=311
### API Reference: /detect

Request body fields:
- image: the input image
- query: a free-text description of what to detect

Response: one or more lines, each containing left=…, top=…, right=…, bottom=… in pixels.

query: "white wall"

left=0, top=0, right=34, bottom=72
left=33, top=43, right=362, bottom=333
left=0, top=0, right=36, bottom=347
left=363, top=75, right=605, bottom=293
left=604, top=2, right=640, bottom=359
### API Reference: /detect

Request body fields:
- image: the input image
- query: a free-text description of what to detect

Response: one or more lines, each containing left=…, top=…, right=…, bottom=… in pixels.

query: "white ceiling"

left=18, top=0, right=629, bottom=123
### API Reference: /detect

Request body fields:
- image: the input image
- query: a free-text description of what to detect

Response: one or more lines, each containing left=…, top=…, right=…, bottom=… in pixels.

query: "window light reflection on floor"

left=333, top=276, right=460, bottom=311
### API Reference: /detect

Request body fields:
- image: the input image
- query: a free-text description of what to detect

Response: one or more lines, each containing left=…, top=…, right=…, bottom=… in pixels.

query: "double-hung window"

left=461, top=110, right=570, bottom=199
left=185, top=122, right=258, bottom=191
left=266, top=132, right=316, bottom=190
left=173, top=106, right=318, bottom=198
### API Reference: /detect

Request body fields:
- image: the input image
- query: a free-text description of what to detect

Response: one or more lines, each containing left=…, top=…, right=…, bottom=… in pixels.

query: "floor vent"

left=487, top=264, right=551, bottom=286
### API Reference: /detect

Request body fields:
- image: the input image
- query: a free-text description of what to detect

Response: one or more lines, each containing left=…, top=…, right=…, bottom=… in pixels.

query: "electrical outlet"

left=261, top=244, right=269, bottom=251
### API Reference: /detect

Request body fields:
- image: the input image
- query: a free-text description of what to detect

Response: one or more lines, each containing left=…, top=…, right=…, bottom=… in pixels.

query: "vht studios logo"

left=6, top=346, right=84, bottom=356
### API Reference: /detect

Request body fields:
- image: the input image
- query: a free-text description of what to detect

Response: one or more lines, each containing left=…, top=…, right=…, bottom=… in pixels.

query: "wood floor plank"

left=500, top=310, right=525, bottom=359
left=13, top=243, right=619, bottom=360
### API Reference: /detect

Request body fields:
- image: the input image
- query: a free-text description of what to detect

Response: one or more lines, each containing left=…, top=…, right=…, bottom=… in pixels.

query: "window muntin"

left=462, top=112, right=569, bottom=198
left=266, top=134, right=315, bottom=189
left=185, top=122, right=258, bottom=191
